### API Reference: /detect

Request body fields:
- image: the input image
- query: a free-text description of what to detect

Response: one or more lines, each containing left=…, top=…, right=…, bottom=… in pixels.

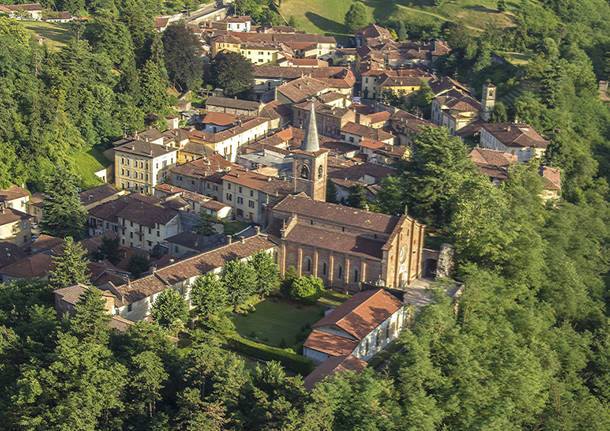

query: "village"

left=0, top=8, right=573, bottom=390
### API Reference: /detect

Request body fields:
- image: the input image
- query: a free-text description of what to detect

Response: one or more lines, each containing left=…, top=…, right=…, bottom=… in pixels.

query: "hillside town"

left=0, top=1, right=608, bottom=429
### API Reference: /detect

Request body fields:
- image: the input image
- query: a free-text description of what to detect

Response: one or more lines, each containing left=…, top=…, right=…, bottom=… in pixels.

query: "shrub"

left=289, top=275, right=325, bottom=304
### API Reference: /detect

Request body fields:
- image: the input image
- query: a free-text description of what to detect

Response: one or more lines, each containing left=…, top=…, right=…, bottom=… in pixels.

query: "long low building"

left=103, top=234, right=276, bottom=321
left=303, top=288, right=408, bottom=364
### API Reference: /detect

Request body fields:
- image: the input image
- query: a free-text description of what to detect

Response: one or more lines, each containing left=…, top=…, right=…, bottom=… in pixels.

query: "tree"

left=68, top=286, right=112, bottom=344
left=40, top=165, right=87, bottom=239
left=128, top=253, right=150, bottom=279
left=139, top=59, right=170, bottom=115
left=347, top=184, right=368, bottom=209
left=131, top=351, right=168, bottom=418
left=344, top=2, right=368, bottom=32
left=93, top=235, right=121, bottom=264
left=408, top=80, right=435, bottom=118
left=491, top=101, right=508, bottom=123
left=250, top=250, right=279, bottom=297
left=497, top=0, right=507, bottom=12
left=289, top=275, right=325, bottom=304
left=221, top=259, right=257, bottom=308
left=326, top=179, right=338, bottom=203
left=48, top=236, right=90, bottom=290
left=196, top=212, right=220, bottom=236
left=398, top=20, right=407, bottom=41
left=280, top=266, right=298, bottom=297
left=190, top=273, right=227, bottom=319
left=151, top=288, right=189, bottom=328
left=162, top=22, right=203, bottom=92
left=288, top=15, right=297, bottom=28
left=210, top=51, right=254, bottom=96
left=377, top=127, right=481, bottom=228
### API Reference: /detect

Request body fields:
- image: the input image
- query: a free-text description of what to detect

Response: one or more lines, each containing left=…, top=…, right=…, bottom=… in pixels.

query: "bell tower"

left=481, top=82, right=496, bottom=121
left=293, top=102, right=328, bottom=201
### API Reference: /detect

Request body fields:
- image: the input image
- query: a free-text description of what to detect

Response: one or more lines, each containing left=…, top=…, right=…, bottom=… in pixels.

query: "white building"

left=303, top=289, right=408, bottom=364
left=480, top=122, right=549, bottom=163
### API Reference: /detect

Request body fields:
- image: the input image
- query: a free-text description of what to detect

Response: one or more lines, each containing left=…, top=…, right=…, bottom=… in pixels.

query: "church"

left=266, top=103, right=425, bottom=290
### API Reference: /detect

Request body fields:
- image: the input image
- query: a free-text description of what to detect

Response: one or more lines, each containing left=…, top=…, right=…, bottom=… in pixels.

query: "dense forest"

left=0, top=0, right=609, bottom=429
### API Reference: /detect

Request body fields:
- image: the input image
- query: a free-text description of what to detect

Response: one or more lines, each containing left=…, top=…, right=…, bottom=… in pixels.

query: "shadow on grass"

left=305, top=11, right=347, bottom=34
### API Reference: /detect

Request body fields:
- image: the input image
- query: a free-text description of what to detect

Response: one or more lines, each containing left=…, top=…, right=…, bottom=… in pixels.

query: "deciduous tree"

left=191, top=273, right=227, bottom=319
left=210, top=51, right=254, bottom=96
left=151, top=288, right=189, bottom=328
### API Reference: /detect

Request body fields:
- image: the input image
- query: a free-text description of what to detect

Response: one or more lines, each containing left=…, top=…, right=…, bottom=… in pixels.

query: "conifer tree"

left=68, top=286, right=112, bottom=344
left=250, top=250, right=279, bottom=297
left=40, top=165, right=87, bottom=239
left=49, top=236, right=90, bottom=290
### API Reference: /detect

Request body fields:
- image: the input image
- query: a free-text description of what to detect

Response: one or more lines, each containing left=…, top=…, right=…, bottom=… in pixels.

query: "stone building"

left=267, top=194, right=425, bottom=290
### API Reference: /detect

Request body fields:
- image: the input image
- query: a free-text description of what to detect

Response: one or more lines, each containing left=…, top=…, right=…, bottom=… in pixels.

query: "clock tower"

left=293, top=102, right=328, bottom=201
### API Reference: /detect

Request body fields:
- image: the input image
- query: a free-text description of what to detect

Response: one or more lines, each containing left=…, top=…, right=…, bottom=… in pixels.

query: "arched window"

left=337, top=265, right=343, bottom=280
left=353, top=268, right=359, bottom=283
left=305, top=257, right=312, bottom=273
left=300, top=164, right=310, bottom=179
left=318, top=164, right=323, bottom=178
left=322, top=262, right=327, bottom=276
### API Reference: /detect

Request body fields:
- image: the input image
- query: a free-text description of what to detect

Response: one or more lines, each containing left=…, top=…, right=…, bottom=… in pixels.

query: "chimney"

left=254, top=226, right=260, bottom=235
left=226, top=235, right=233, bottom=244
left=240, top=236, right=246, bottom=244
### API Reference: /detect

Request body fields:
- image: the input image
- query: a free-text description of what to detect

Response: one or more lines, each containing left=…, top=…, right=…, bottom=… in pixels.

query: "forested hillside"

left=0, top=1, right=608, bottom=430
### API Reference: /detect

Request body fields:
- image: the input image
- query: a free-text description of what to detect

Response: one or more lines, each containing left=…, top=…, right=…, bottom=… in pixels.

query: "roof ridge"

left=335, top=289, right=385, bottom=339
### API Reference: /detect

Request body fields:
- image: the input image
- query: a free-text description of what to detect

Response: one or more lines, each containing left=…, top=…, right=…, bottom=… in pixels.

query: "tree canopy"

left=210, top=51, right=255, bottom=96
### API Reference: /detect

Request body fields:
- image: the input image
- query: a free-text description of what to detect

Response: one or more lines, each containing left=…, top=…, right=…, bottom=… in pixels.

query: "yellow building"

left=0, top=206, right=32, bottom=246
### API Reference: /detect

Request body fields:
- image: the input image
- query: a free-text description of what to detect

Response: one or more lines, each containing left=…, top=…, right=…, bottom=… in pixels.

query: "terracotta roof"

left=166, top=232, right=225, bottom=252
left=0, top=242, right=26, bottom=268
left=190, top=117, right=268, bottom=143
left=436, top=89, right=481, bottom=113
left=180, top=141, right=214, bottom=157
left=303, top=330, right=359, bottom=357
left=355, top=24, right=393, bottom=41
left=317, top=92, right=344, bottom=103
left=89, top=194, right=161, bottom=224
left=260, top=101, right=292, bottom=120
left=253, top=65, right=349, bottom=80
left=79, top=184, right=121, bottom=206
left=221, top=169, right=293, bottom=196
left=205, top=96, right=261, bottom=112
left=112, top=235, right=275, bottom=304
left=272, top=194, right=400, bottom=234
left=117, top=199, right=178, bottom=228
left=327, top=162, right=394, bottom=184
left=0, top=252, right=54, bottom=279
left=226, top=15, right=251, bottom=23
left=154, top=17, right=169, bottom=29
left=80, top=231, right=117, bottom=255
left=540, top=166, right=561, bottom=190
left=202, top=199, right=230, bottom=211
left=201, top=112, right=237, bottom=126
left=114, top=139, right=177, bottom=158
left=5, top=3, right=42, bottom=11
left=313, top=289, right=403, bottom=339
left=0, top=185, right=28, bottom=203
left=482, top=123, right=550, bottom=149
left=54, top=283, right=89, bottom=306
left=469, top=148, right=517, bottom=168
left=30, top=234, right=64, bottom=254
left=429, top=76, right=470, bottom=96
left=365, top=111, right=391, bottom=124
left=358, top=137, right=386, bottom=150
left=341, top=122, right=395, bottom=142
left=303, top=354, right=367, bottom=390
left=170, top=154, right=239, bottom=181
left=0, top=207, right=31, bottom=226
left=277, top=76, right=329, bottom=103
left=279, top=223, right=385, bottom=260
left=227, top=31, right=335, bottom=45
left=109, top=315, right=134, bottom=332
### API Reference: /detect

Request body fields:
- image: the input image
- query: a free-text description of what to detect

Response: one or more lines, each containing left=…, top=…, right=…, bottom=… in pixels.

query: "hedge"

left=224, top=333, right=315, bottom=375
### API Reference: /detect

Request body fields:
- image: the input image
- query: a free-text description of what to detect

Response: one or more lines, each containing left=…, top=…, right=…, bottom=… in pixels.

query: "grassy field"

left=72, top=146, right=110, bottom=189
left=232, top=298, right=328, bottom=349
left=279, top=0, right=517, bottom=35
left=22, top=21, right=71, bottom=51
left=223, top=220, right=251, bottom=235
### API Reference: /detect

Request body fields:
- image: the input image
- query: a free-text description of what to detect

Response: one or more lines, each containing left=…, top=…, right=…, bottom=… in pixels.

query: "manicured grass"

left=22, top=21, right=71, bottom=51
left=318, top=289, right=351, bottom=307
left=231, top=298, right=327, bottom=349
left=279, top=0, right=516, bottom=35
left=224, top=220, right=251, bottom=235
left=72, top=146, right=111, bottom=189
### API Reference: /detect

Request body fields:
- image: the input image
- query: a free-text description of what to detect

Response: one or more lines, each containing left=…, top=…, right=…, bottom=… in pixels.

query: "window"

left=227, top=183, right=231, bottom=190
left=239, top=186, right=243, bottom=193
left=226, top=193, right=232, bottom=201
left=353, top=268, right=359, bottom=283
left=337, top=265, right=343, bottom=280
left=310, top=219, right=313, bottom=225
left=322, top=262, right=327, bottom=276
left=300, top=164, right=310, bottom=179
left=148, top=241, right=152, bottom=246
left=305, top=257, right=312, bottom=272
left=250, top=190, right=253, bottom=197
left=156, top=230, right=160, bottom=237
left=237, top=197, right=243, bottom=204
left=248, top=200, right=254, bottom=208
left=318, top=165, right=323, bottom=178
left=127, top=304, right=132, bottom=313
left=376, top=329, right=383, bottom=346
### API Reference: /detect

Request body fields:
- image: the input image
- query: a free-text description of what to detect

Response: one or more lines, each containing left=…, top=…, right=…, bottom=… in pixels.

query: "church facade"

left=266, top=102, right=426, bottom=290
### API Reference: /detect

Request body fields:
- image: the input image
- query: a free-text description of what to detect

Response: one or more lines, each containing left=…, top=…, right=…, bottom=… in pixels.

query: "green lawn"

left=72, top=146, right=111, bottom=189
left=280, top=0, right=517, bottom=35
left=22, top=21, right=71, bottom=51
left=231, top=298, right=328, bottom=350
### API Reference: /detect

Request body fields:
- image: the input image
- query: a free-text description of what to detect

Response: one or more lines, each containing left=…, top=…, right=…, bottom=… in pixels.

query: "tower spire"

left=301, top=101, right=319, bottom=152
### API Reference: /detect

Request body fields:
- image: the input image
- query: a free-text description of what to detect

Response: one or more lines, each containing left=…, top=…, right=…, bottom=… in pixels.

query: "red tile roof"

left=313, top=289, right=403, bottom=340
left=201, top=112, right=237, bottom=126
left=272, top=194, right=400, bottom=234
left=481, top=123, right=549, bottom=149
left=303, top=330, right=359, bottom=357
left=540, top=166, right=561, bottom=190
left=0, top=207, right=31, bottom=226
left=341, top=122, right=395, bottom=142
left=0, top=252, right=54, bottom=279
left=0, top=184, right=28, bottom=202
left=221, top=169, right=293, bottom=196
left=79, top=184, right=121, bottom=206
left=303, top=354, right=367, bottom=390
